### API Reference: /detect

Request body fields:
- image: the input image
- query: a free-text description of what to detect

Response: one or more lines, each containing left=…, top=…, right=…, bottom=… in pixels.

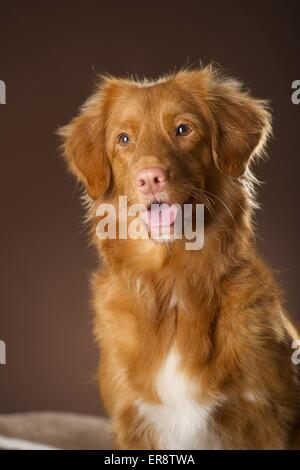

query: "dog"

left=60, top=66, right=300, bottom=449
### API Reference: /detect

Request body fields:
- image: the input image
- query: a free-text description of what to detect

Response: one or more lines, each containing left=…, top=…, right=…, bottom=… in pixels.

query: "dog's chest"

left=136, top=350, right=221, bottom=450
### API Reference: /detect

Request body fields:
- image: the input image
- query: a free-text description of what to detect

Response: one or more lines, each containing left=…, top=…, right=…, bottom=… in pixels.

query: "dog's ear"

left=59, top=81, right=114, bottom=199
left=176, top=68, right=272, bottom=178
left=207, top=78, right=272, bottom=177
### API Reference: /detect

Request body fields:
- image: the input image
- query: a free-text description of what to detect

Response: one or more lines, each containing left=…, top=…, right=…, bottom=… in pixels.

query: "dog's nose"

left=135, top=167, right=168, bottom=195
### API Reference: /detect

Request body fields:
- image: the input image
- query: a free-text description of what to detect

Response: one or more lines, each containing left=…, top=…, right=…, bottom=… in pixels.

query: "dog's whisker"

left=199, top=188, right=238, bottom=229
left=178, top=183, right=216, bottom=217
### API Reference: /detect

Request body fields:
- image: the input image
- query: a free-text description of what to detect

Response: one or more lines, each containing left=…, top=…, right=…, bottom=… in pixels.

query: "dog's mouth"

left=141, top=202, right=179, bottom=229
left=140, top=197, right=194, bottom=236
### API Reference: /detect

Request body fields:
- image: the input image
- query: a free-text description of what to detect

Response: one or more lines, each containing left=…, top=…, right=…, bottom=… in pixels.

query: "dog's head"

left=60, top=67, right=271, bottom=241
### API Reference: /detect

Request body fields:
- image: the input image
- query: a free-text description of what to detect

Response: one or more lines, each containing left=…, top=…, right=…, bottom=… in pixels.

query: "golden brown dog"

left=60, top=66, right=300, bottom=449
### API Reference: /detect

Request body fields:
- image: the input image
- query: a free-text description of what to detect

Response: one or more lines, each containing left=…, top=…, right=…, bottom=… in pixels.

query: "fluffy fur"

left=60, top=66, right=300, bottom=449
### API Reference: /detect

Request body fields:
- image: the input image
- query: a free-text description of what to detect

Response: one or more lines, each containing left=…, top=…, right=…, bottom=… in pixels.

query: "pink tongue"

left=141, top=204, right=179, bottom=228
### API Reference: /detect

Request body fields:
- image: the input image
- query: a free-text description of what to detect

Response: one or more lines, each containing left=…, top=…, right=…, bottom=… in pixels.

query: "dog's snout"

left=135, top=167, right=168, bottom=195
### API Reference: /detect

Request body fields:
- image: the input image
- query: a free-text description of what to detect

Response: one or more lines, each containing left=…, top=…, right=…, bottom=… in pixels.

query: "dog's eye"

left=118, top=133, right=130, bottom=146
left=176, top=124, right=192, bottom=136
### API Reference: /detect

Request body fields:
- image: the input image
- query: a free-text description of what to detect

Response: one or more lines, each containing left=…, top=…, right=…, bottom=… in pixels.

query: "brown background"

left=0, top=0, right=299, bottom=416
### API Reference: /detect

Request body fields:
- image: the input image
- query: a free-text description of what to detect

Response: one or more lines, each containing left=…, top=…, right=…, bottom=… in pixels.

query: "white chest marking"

left=136, top=350, right=221, bottom=450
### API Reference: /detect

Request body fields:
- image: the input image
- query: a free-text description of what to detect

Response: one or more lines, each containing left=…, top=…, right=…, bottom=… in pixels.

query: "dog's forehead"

left=109, top=77, right=199, bottom=123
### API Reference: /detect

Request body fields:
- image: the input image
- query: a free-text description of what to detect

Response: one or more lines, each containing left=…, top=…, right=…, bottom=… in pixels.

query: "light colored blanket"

left=0, top=412, right=112, bottom=450
left=1, top=412, right=299, bottom=449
